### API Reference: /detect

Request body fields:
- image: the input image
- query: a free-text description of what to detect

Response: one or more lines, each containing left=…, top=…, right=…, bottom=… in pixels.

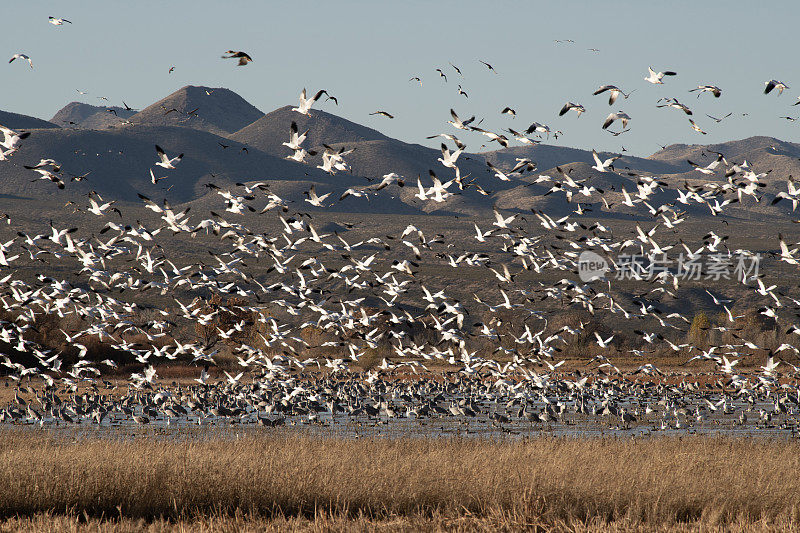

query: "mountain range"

left=1, top=85, right=798, bottom=219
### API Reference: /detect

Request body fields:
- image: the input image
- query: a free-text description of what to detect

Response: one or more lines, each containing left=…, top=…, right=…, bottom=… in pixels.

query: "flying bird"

left=448, top=109, right=475, bottom=130
left=478, top=60, right=497, bottom=73
left=48, top=17, right=72, bottom=25
left=438, top=143, right=463, bottom=174
left=765, top=79, right=789, bottom=95
left=30, top=169, right=65, bottom=189
left=292, top=88, right=328, bottom=115
left=9, top=54, right=33, bottom=68
left=591, top=150, right=620, bottom=172
left=688, top=152, right=726, bottom=174
left=304, top=185, right=332, bottom=207
left=688, top=119, right=707, bottom=135
left=222, top=50, right=253, bottom=65
left=507, top=128, right=538, bottom=145
left=374, top=172, right=404, bottom=191
left=0, top=125, right=30, bottom=151
left=150, top=169, right=168, bottom=184
left=706, top=113, right=732, bottom=123
left=154, top=145, right=183, bottom=169
left=559, top=102, right=585, bottom=117
left=24, top=159, right=61, bottom=172
left=592, top=85, right=632, bottom=105
left=525, top=122, right=551, bottom=135
left=282, top=121, right=308, bottom=151
left=602, top=111, right=631, bottom=130
left=689, top=85, right=722, bottom=98
left=644, top=66, right=677, bottom=84
left=370, top=111, right=394, bottom=119
left=656, top=97, right=693, bottom=115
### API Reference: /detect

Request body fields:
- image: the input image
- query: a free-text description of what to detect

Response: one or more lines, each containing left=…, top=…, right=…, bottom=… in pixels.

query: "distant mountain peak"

left=0, top=109, right=59, bottom=130
left=230, top=104, right=390, bottom=157
left=128, top=85, right=263, bottom=136
left=50, top=101, right=136, bottom=129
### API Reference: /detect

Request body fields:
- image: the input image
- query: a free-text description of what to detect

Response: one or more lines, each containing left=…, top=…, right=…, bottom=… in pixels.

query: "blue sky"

left=3, top=1, right=800, bottom=156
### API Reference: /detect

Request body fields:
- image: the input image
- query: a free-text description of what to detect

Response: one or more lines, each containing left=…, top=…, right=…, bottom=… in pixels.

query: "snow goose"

left=9, top=54, right=33, bottom=68
left=644, top=66, right=676, bottom=84
left=292, top=88, right=328, bottom=115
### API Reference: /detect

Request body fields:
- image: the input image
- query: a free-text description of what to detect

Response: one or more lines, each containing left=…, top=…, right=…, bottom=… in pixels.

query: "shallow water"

left=5, top=389, right=796, bottom=440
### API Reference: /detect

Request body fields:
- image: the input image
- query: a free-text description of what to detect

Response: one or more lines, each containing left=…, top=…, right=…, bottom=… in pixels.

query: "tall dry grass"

left=0, top=430, right=799, bottom=529
left=2, top=511, right=800, bottom=532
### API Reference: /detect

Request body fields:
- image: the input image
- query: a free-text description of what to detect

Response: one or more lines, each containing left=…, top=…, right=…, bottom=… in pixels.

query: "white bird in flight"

left=644, top=66, right=677, bottom=84
left=48, top=17, right=72, bottom=25
left=304, top=185, right=332, bottom=207
left=448, top=109, right=475, bottom=130
left=282, top=121, right=308, bottom=151
left=154, top=145, right=183, bottom=169
left=591, top=149, right=619, bottom=172
left=292, top=88, right=328, bottom=115
left=559, top=102, right=585, bottom=117
left=602, top=111, right=630, bottom=130
left=9, top=54, right=33, bottom=69
left=0, top=125, right=29, bottom=155
left=592, top=85, right=632, bottom=105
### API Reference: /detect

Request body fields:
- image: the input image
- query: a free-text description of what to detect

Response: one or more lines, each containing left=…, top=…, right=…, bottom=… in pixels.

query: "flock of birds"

left=4, top=17, right=800, bottom=436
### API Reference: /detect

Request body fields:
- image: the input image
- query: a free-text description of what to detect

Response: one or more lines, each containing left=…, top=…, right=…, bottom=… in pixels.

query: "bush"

left=687, top=312, right=711, bottom=348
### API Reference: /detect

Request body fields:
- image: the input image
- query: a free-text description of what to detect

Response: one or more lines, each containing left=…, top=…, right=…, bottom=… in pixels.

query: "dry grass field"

left=1, top=430, right=799, bottom=531
left=2, top=513, right=800, bottom=532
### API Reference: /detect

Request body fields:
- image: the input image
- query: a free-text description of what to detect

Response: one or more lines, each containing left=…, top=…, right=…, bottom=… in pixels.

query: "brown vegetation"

left=191, top=294, right=261, bottom=347
left=2, top=511, right=799, bottom=532
left=0, top=431, right=799, bottom=530
left=1, top=291, right=796, bottom=378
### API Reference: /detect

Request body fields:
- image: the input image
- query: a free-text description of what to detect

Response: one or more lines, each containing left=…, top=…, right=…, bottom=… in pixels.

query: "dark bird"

left=706, top=113, right=732, bottom=123
left=222, top=50, right=253, bottom=65
left=479, top=60, right=497, bottom=73
left=690, top=85, right=722, bottom=98
left=765, top=79, right=789, bottom=95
